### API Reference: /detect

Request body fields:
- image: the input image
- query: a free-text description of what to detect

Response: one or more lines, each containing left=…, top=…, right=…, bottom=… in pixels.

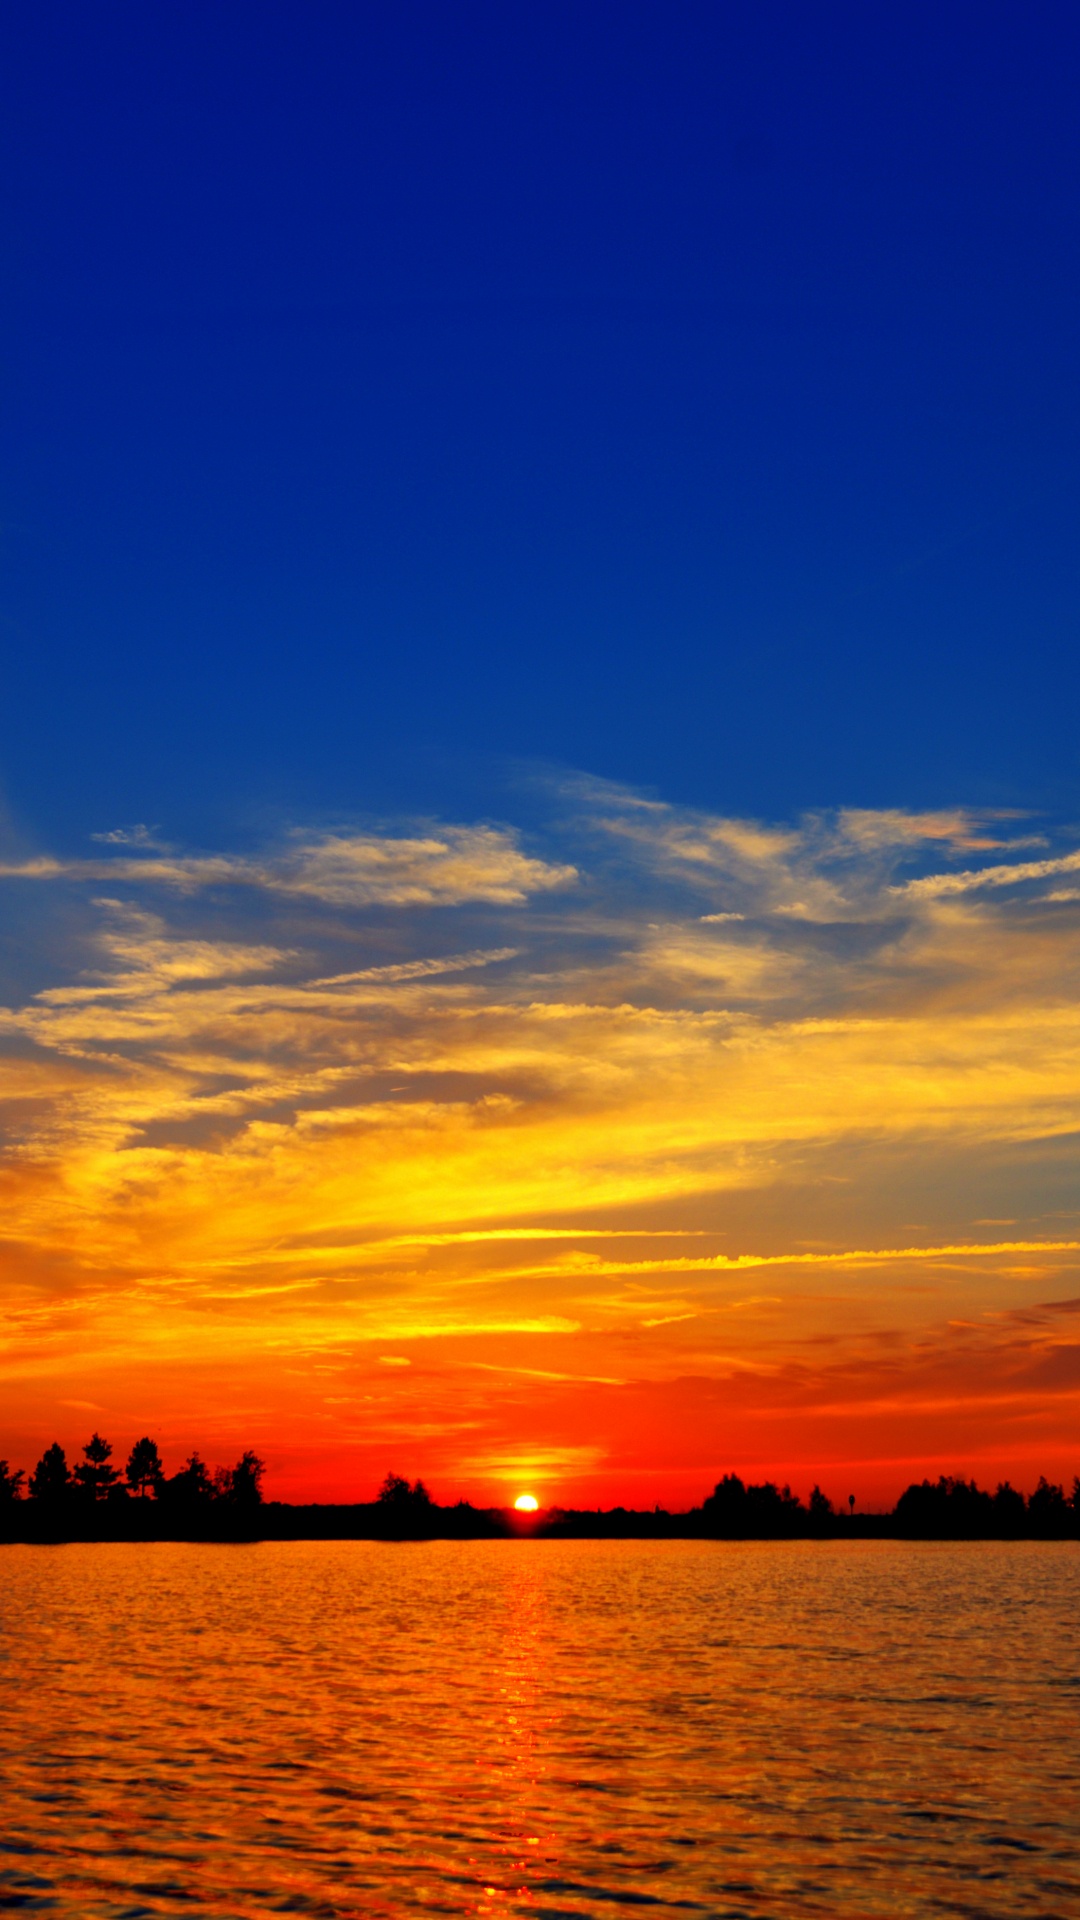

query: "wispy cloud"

left=836, top=807, right=1030, bottom=852
left=90, top=824, right=160, bottom=847
left=0, top=824, right=576, bottom=907
left=1, top=785, right=1079, bottom=1503
left=895, top=847, right=1080, bottom=899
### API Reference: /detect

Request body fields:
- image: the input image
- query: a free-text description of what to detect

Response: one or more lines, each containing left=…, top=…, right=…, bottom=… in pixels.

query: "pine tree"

left=126, top=1436, right=164, bottom=1499
left=29, top=1442, right=71, bottom=1502
left=73, top=1431, right=119, bottom=1501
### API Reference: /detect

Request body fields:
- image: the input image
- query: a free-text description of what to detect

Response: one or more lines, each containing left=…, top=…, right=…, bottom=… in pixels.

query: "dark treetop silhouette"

left=1, top=1436, right=1078, bottom=1542
left=5, top=1434, right=267, bottom=1539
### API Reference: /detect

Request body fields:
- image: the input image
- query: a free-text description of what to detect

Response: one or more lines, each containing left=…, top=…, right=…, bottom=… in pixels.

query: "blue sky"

left=2, top=2, right=1079, bottom=849
left=3, top=6, right=1080, bottom=1502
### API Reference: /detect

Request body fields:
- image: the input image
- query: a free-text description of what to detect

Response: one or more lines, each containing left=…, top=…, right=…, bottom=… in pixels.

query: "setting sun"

left=514, top=1494, right=539, bottom=1513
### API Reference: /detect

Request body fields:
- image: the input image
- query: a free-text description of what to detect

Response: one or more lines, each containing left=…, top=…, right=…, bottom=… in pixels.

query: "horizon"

left=6, top=1425, right=1079, bottom=1518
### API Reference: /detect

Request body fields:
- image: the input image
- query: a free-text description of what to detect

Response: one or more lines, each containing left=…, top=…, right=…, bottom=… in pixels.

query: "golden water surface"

left=1, top=1540, right=1077, bottom=1917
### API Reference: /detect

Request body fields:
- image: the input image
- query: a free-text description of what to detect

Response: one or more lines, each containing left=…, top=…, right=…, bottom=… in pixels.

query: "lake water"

left=1, top=1540, right=1077, bottom=1917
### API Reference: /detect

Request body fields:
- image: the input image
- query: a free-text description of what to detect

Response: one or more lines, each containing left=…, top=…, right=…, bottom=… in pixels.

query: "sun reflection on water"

left=0, top=1541, right=1077, bottom=1917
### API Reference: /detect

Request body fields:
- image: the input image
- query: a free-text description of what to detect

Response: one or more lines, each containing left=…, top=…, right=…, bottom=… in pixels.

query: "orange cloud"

left=1, top=791, right=1079, bottom=1506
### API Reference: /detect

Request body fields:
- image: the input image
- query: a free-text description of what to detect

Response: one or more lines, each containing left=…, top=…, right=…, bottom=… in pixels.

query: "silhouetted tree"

left=702, top=1474, right=804, bottom=1537
left=896, top=1476, right=994, bottom=1537
left=809, top=1484, right=833, bottom=1522
left=126, top=1436, right=164, bottom=1500
left=377, top=1472, right=433, bottom=1519
left=748, top=1481, right=803, bottom=1531
left=225, top=1451, right=266, bottom=1508
left=73, top=1431, right=119, bottom=1501
left=1027, top=1476, right=1069, bottom=1537
left=0, top=1460, right=25, bottom=1503
left=166, top=1451, right=215, bottom=1508
left=991, top=1481, right=1027, bottom=1536
left=29, top=1442, right=71, bottom=1503
left=702, top=1473, right=747, bottom=1529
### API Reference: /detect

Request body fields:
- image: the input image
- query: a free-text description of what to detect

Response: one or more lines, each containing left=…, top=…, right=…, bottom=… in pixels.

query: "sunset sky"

left=2, top=5, right=1079, bottom=1506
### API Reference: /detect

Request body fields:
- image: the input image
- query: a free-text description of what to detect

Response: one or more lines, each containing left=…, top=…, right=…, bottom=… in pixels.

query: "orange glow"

left=1, top=793, right=1080, bottom=1508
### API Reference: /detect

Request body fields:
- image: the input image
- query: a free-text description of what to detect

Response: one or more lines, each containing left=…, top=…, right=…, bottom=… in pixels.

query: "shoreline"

left=3, top=1502, right=1077, bottom=1546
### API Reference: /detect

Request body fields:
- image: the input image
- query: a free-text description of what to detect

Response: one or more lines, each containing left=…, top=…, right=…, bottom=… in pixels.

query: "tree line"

left=0, top=1432, right=265, bottom=1511
left=700, top=1470, right=1080, bottom=1538
left=2, top=1441, right=1078, bottom=1540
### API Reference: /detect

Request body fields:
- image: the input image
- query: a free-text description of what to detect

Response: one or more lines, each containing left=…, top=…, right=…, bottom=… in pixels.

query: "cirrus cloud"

left=0, top=823, right=577, bottom=907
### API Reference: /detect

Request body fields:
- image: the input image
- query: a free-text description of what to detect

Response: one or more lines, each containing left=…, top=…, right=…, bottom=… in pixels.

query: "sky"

left=2, top=4, right=1079, bottom=1507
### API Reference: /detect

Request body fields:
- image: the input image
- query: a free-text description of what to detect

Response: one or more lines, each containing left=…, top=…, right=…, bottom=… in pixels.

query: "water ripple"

left=0, top=1540, right=1077, bottom=1916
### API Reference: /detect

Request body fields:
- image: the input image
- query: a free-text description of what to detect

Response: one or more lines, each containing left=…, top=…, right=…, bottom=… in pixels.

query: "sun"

left=514, top=1493, right=539, bottom=1512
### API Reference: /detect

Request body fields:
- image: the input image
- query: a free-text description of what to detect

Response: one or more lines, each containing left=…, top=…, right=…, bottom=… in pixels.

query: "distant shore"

left=3, top=1495, right=1078, bottom=1546
left=4, top=1442, right=1077, bottom=1544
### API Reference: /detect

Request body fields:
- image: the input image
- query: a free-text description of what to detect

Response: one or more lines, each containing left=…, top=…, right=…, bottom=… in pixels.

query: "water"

left=0, top=1540, right=1077, bottom=1918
